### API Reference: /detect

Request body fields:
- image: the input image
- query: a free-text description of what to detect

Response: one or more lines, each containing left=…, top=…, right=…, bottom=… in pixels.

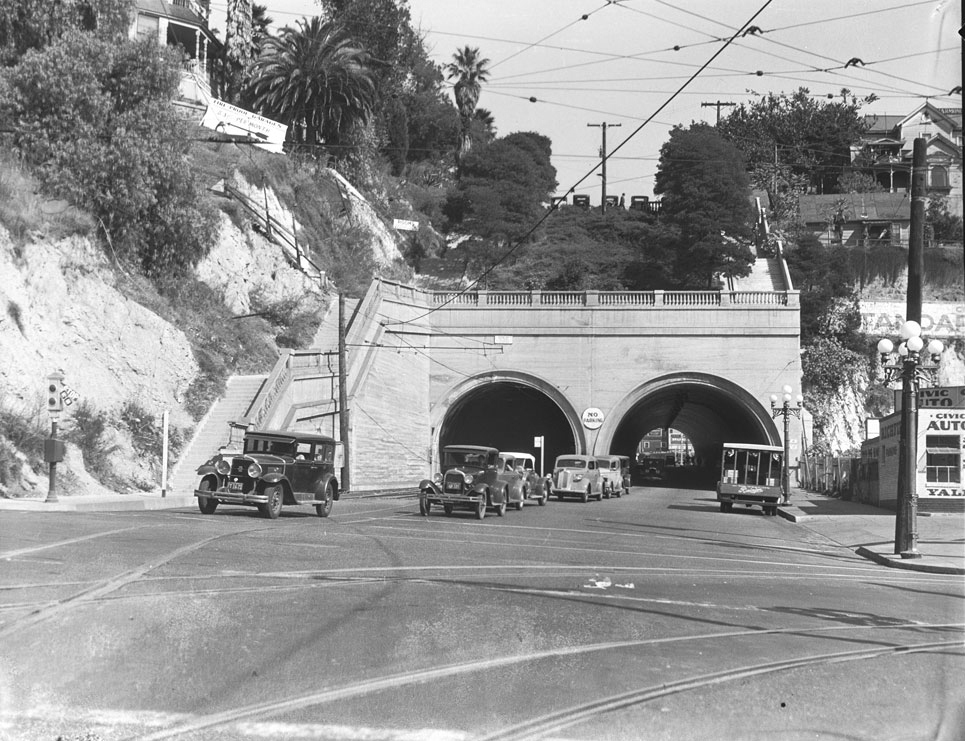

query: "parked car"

left=501, top=451, right=550, bottom=507
left=418, top=445, right=524, bottom=519
left=550, top=454, right=604, bottom=502
left=194, top=429, right=340, bottom=519
left=595, top=455, right=627, bottom=498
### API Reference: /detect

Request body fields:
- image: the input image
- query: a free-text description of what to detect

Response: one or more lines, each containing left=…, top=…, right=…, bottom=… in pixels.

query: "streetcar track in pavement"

left=360, top=518, right=866, bottom=561
left=123, top=623, right=964, bottom=740
left=0, top=525, right=151, bottom=561
left=476, top=637, right=965, bottom=741
left=0, top=528, right=271, bottom=638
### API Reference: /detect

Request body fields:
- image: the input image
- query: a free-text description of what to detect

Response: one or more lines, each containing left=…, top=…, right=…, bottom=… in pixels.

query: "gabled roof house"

left=854, top=102, right=962, bottom=217
left=130, top=0, right=222, bottom=108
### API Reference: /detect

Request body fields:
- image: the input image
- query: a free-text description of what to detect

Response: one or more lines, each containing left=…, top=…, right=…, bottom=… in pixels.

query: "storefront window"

left=925, top=435, right=961, bottom=484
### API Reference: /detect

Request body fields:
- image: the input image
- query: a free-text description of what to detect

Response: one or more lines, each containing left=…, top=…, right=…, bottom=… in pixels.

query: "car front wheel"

left=476, top=499, right=487, bottom=520
left=197, top=478, right=218, bottom=515
left=419, top=492, right=431, bottom=516
left=516, top=487, right=526, bottom=510
left=263, top=484, right=284, bottom=519
left=582, top=487, right=589, bottom=503
left=316, top=483, right=334, bottom=518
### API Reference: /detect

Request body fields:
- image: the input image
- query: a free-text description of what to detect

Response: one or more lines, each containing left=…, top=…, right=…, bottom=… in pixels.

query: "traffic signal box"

left=44, top=437, right=66, bottom=463
left=46, top=372, right=64, bottom=413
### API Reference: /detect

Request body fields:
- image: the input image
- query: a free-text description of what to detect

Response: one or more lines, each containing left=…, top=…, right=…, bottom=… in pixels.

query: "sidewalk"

left=778, top=488, right=965, bottom=575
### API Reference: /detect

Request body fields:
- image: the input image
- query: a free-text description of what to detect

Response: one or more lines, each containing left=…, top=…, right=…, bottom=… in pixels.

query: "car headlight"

left=247, top=462, right=263, bottom=478
left=433, top=472, right=442, bottom=484
left=573, top=473, right=584, bottom=481
left=464, top=474, right=474, bottom=486
left=215, top=459, right=231, bottom=476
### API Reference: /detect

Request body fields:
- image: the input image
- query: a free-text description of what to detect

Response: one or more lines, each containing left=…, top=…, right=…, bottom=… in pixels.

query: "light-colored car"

left=595, top=455, right=628, bottom=498
left=550, top=454, right=604, bottom=502
left=501, top=451, right=550, bottom=507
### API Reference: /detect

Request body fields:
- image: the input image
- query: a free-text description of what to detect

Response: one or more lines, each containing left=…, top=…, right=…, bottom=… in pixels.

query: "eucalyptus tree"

left=445, top=45, right=490, bottom=159
left=246, top=17, right=377, bottom=149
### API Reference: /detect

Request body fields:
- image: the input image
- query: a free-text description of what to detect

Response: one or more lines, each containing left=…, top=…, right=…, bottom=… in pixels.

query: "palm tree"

left=250, top=4, right=274, bottom=59
left=445, top=46, right=490, bottom=159
left=247, top=17, right=377, bottom=149
left=472, top=107, right=497, bottom=145
left=224, top=0, right=254, bottom=103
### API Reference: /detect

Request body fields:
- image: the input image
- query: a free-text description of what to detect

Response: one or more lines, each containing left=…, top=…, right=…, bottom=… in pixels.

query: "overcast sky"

left=208, top=0, right=962, bottom=204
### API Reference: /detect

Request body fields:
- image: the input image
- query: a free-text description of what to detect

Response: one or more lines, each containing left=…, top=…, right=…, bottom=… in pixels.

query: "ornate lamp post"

left=877, top=319, right=944, bottom=559
left=770, top=385, right=803, bottom=504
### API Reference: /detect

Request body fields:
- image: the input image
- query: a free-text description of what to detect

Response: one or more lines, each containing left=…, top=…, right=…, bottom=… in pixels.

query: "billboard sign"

left=200, top=99, right=287, bottom=154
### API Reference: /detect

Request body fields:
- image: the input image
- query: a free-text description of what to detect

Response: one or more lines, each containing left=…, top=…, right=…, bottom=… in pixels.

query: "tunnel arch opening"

left=599, top=373, right=780, bottom=489
left=434, top=373, right=580, bottom=474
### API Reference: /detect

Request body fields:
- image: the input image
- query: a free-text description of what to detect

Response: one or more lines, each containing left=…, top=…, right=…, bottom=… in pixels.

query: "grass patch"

left=0, top=150, right=95, bottom=245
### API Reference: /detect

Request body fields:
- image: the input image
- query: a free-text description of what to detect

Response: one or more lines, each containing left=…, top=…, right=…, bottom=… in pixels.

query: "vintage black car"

left=195, top=429, right=340, bottom=519
left=418, top=445, right=523, bottom=519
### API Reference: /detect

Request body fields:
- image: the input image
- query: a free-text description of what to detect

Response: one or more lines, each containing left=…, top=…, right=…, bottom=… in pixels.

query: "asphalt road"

left=1, top=486, right=963, bottom=741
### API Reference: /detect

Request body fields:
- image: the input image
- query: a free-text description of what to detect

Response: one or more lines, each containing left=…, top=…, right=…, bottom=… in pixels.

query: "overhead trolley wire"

left=384, top=0, right=779, bottom=329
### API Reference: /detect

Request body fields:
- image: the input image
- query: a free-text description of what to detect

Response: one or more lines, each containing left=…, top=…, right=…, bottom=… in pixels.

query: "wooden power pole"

left=588, top=121, right=620, bottom=213
left=338, top=293, right=351, bottom=495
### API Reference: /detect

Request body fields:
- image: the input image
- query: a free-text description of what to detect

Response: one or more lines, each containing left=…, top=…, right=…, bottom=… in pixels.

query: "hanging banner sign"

left=393, top=218, right=419, bottom=232
left=201, top=99, right=287, bottom=154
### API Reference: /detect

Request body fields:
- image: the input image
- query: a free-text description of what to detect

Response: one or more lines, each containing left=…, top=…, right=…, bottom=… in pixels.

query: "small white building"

left=857, top=387, right=965, bottom=513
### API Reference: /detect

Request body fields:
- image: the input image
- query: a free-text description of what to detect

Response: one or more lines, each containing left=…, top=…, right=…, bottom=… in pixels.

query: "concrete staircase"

left=167, top=374, right=266, bottom=496
left=733, top=256, right=786, bottom=291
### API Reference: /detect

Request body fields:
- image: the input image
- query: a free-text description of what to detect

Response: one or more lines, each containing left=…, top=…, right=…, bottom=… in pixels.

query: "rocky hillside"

left=0, top=165, right=406, bottom=498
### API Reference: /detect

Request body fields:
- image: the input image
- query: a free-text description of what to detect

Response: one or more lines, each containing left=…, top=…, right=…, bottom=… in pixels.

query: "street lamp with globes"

left=877, top=319, right=944, bottom=559
left=770, top=385, right=803, bottom=504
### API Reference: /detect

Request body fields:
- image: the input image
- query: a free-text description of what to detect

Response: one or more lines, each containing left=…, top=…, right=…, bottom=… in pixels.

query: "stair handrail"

left=216, top=181, right=328, bottom=285
left=246, top=349, right=295, bottom=430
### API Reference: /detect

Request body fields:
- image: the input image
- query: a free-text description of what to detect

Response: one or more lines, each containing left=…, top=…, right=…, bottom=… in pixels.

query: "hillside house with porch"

left=854, top=102, right=963, bottom=217
left=130, top=0, right=221, bottom=108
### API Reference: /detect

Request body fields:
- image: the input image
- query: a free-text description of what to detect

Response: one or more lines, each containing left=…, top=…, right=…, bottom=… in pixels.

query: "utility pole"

left=338, top=293, right=351, bottom=496
left=701, top=100, right=735, bottom=125
left=894, top=137, right=927, bottom=558
left=588, top=121, right=620, bottom=213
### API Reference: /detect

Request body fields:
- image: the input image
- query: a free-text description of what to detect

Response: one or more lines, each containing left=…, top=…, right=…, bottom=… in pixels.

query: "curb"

left=854, top=546, right=965, bottom=575
left=776, top=505, right=807, bottom=523
left=0, top=489, right=418, bottom=513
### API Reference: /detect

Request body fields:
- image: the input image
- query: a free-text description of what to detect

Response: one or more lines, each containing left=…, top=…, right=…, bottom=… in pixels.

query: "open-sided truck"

left=716, top=442, right=784, bottom=516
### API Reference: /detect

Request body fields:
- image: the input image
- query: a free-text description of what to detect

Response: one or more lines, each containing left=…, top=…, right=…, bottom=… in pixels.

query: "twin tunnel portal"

left=440, top=373, right=776, bottom=484
left=318, top=280, right=806, bottom=491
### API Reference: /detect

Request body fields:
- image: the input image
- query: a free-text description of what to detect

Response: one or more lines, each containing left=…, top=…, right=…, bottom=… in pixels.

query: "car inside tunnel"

left=609, top=381, right=774, bottom=489
left=438, top=381, right=574, bottom=475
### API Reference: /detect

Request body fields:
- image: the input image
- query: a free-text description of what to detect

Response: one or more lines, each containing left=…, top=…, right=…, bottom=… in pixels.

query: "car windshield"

left=444, top=450, right=489, bottom=469
left=557, top=458, right=586, bottom=469
left=244, top=437, right=295, bottom=456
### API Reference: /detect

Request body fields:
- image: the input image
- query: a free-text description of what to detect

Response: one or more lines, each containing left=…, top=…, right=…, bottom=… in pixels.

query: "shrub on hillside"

left=0, top=31, right=218, bottom=279
left=64, top=400, right=122, bottom=487
left=119, top=400, right=184, bottom=463
left=0, top=150, right=95, bottom=244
